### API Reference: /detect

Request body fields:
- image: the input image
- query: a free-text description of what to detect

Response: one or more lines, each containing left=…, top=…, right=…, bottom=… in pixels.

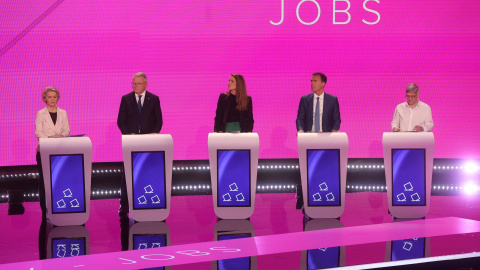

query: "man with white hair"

left=391, top=83, right=433, bottom=132
left=117, top=72, right=163, bottom=215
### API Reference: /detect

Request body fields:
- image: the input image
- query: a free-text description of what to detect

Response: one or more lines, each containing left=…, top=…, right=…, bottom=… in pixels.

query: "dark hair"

left=312, top=72, right=327, bottom=84
left=226, top=74, right=249, bottom=111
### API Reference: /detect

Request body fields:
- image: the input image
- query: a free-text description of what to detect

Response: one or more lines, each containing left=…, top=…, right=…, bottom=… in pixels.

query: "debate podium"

left=297, top=133, right=349, bottom=219
left=122, top=134, right=173, bottom=222
left=208, top=133, right=259, bottom=219
left=382, top=133, right=434, bottom=219
left=39, top=137, right=92, bottom=226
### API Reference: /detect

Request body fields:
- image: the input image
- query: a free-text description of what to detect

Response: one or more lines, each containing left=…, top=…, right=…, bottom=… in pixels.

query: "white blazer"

left=35, top=107, right=71, bottom=150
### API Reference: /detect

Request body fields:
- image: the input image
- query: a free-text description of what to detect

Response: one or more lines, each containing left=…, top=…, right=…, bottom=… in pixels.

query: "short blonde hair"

left=42, top=86, right=60, bottom=103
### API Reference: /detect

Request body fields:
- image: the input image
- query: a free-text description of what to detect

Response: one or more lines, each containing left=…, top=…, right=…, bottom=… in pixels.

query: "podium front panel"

left=122, top=134, right=173, bottom=222
left=391, top=149, right=426, bottom=206
left=217, top=150, right=251, bottom=207
left=50, top=154, right=86, bottom=214
left=131, top=151, right=167, bottom=210
left=383, top=133, right=434, bottom=218
left=208, top=133, right=259, bottom=219
left=40, top=137, right=92, bottom=226
left=307, top=149, right=341, bottom=207
left=297, top=133, right=348, bottom=219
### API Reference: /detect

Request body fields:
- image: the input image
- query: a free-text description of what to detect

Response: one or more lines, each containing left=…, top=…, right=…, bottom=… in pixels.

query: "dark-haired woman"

left=214, top=74, right=254, bottom=133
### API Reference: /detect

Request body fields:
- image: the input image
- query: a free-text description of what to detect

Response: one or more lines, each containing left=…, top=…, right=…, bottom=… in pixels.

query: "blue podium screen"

left=133, top=234, right=167, bottom=249
left=391, top=238, right=425, bottom=261
left=217, top=150, right=251, bottom=207
left=218, top=234, right=251, bottom=270
left=392, top=149, right=426, bottom=206
left=307, top=150, right=341, bottom=207
left=307, top=247, right=340, bottom=270
left=131, top=151, right=167, bottom=210
left=52, top=238, right=86, bottom=258
left=50, top=154, right=86, bottom=214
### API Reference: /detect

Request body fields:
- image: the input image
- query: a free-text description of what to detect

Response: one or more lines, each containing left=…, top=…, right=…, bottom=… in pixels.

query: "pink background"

left=1, top=0, right=479, bottom=166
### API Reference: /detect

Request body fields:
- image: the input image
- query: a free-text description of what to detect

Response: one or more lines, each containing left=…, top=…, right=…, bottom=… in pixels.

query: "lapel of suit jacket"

left=322, top=93, right=331, bottom=123
left=141, top=91, right=151, bottom=115
left=307, top=93, right=314, bottom=117
left=129, top=92, right=140, bottom=116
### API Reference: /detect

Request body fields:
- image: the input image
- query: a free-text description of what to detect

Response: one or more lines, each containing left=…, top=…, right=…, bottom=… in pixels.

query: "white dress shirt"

left=311, top=92, right=324, bottom=132
left=391, top=101, right=434, bottom=132
left=135, top=91, right=146, bottom=107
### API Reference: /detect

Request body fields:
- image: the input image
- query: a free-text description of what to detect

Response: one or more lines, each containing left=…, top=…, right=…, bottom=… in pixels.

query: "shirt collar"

left=136, top=91, right=146, bottom=98
left=314, top=92, right=324, bottom=99
left=404, top=101, right=422, bottom=108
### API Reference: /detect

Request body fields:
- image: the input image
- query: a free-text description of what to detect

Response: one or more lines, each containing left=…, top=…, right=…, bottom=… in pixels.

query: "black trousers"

left=36, top=151, right=47, bottom=213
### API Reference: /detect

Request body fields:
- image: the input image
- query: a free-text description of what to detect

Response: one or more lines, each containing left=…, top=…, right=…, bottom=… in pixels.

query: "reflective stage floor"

left=1, top=192, right=480, bottom=269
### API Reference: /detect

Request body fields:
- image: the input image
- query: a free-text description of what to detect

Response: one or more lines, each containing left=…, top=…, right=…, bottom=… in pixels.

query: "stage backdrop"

left=1, top=0, right=479, bottom=166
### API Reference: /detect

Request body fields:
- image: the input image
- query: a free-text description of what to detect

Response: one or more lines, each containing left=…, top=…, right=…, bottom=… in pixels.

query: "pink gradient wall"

left=1, top=0, right=479, bottom=166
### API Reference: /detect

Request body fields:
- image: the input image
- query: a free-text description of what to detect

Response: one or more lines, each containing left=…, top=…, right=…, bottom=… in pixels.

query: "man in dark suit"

left=296, top=72, right=341, bottom=133
left=117, top=72, right=163, bottom=214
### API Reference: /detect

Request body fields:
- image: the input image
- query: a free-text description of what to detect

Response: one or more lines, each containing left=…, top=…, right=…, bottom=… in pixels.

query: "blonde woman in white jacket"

left=35, top=86, right=70, bottom=216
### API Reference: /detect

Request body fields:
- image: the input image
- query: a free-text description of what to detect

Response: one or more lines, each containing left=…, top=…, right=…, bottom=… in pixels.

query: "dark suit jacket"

left=117, top=91, right=163, bottom=134
left=214, top=93, right=254, bottom=132
left=296, top=92, right=341, bottom=132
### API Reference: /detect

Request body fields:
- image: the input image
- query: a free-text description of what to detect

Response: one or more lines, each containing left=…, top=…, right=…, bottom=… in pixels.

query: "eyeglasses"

left=406, top=94, right=417, bottom=99
left=131, top=82, right=145, bottom=86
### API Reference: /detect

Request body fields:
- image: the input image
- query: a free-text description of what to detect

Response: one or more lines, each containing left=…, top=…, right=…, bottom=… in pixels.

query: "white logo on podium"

left=138, top=195, right=147, bottom=204
left=403, top=242, right=413, bottom=251
left=326, top=192, right=335, bottom=201
left=151, top=195, right=161, bottom=204
left=70, top=199, right=80, bottom=207
left=222, top=193, right=232, bottom=201
left=404, top=182, right=414, bottom=191
left=397, top=193, right=407, bottom=201
left=411, top=193, right=421, bottom=201
left=313, top=192, right=322, bottom=201
left=319, top=182, right=328, bottom=191
left=63, top=188, right=73, bottom=197
left=229, top=183, right=239, bottom=191
left=144, top=185, right=154, bottom=193
left=236, top=193, right=245, bottom=201
left=57, top=199, right=67, bottom=208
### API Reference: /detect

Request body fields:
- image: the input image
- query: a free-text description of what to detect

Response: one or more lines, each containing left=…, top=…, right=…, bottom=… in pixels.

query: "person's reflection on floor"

left=120, top=215, right=130, bottom=251
left=38, top=219, right=47, bottom=260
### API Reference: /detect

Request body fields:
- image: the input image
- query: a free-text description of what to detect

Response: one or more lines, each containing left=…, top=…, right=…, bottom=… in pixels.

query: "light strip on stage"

left=1, top=217, right=480, bottom=269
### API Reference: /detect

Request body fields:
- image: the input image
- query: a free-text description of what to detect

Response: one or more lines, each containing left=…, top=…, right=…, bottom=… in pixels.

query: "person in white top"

left=391, top=83, right=434, bottom=132
left=35, top=86, right=71, bottom=216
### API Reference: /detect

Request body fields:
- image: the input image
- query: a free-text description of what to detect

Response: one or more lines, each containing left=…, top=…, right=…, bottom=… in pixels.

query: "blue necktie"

left=137, top=95, right=142, bottom=114
left=314, top=97, right=320, bottom=132
left=137, top=95, right=142, bottom=132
